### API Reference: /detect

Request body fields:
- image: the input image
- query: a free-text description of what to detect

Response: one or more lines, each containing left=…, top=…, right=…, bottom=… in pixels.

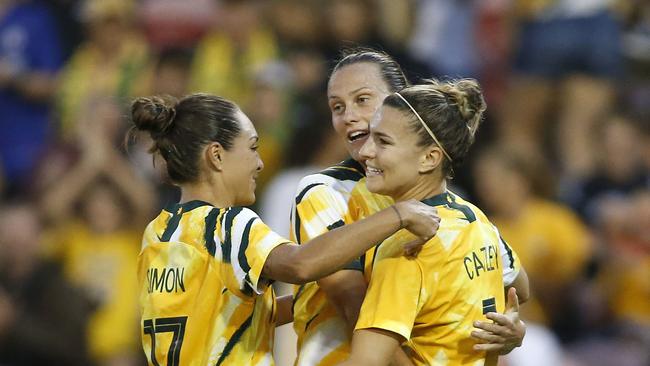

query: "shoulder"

left=447, top=191, right=493, bottom=224
left=295, top=159, right=365, bottom=202
left=221, top=207, right=260, bottom=226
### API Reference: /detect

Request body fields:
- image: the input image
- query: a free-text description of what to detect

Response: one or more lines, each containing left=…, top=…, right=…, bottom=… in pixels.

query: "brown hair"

left=331, top=47, right=409, bottom=93
left=383, top=79, right=486, bottom=176
left=130, top=93, right=241, bottom=183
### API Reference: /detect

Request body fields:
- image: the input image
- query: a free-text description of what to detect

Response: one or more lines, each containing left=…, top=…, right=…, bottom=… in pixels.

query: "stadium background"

left=0, top=0, right=647, bottom=365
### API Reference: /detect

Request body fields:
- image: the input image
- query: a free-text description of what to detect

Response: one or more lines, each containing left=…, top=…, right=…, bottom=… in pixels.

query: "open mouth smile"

left=347, top=130, right=369, bottom=143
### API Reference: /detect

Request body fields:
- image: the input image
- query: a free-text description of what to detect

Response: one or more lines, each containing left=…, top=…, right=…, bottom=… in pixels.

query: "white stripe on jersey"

left=493, top=225, right=519, bottom=286
left=229, top=208, right=259, bottom=291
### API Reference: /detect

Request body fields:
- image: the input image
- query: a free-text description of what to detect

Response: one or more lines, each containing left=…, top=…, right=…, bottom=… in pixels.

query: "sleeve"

left=221, top=208, right=290, bottom=295
left=493, top=226, right=522, bottom=287
left=291, top=182, right=361, bottom=271
left=355, top=257, right=424, bottom=341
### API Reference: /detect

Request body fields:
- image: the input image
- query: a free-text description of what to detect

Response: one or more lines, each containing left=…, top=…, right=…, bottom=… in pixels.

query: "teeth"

left=348, top=131, right=368, bottom=141
left=366, top=166, right=382, bottom=175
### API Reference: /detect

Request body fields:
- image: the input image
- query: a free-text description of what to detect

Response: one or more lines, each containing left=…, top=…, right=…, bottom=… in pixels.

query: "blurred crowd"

left=0, top=0, right=647, bottom=365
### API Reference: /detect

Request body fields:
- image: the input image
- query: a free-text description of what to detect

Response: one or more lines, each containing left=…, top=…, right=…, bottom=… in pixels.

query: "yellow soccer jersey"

left=291, top=160, right=521, bottom=366
left=356, top=192, right=507, bottom=366
left=139, top=200, right=289, bottom=366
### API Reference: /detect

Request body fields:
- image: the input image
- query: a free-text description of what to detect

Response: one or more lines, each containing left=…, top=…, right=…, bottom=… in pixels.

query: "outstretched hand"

left=471, top=287, right=526, bottom=355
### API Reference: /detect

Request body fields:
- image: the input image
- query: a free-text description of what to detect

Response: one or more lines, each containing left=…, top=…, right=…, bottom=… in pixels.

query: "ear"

left=419, top=147, right=443, bottom=174
left=205, top=142, right=225, bottom=172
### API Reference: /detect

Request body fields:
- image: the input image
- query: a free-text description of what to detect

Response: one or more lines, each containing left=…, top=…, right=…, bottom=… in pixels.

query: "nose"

left=257, top=154, right=264, bottom=172
left=343, top=105, right=360, bottom=125
left=359, top=136, right=375, bottom=160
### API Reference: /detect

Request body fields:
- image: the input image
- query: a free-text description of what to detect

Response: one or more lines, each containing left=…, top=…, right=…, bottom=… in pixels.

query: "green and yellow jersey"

left=356, top=191, right=507, bottom=366
left=291, top=159, right=520, bottom=366
left=138, top=200, right=289, bottom=366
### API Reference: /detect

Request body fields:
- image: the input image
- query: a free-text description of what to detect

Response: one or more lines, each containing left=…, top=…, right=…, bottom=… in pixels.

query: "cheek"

left=361, top=102, right=381, bottom=121
left=332, top=116, right=346, bottom=137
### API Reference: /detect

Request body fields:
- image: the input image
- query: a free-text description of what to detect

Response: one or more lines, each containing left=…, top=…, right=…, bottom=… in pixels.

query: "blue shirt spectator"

left=0, top=1, right=62, bottom=190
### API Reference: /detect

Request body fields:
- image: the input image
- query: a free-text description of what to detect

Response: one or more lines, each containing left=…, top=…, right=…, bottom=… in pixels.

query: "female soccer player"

left=341, top=79, right=510, bottom=365
left=131, top=93, right=440, bottom=365
left=291, top=50, right=529, bottom=366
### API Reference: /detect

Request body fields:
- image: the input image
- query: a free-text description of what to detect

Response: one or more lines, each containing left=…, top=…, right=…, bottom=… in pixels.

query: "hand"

left=395, top=200, right=440, bottom=241
left=403, top=238, right=425, bottom=258
left=471, top=287, right=526, bottom=355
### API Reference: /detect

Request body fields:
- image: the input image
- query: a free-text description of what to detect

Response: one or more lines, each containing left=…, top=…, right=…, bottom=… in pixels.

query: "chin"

left=366, top=177, right=387, bottom=195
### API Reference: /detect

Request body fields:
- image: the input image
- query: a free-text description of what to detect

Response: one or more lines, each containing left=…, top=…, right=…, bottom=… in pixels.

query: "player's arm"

left=263, top=200, right=439, bottom=284
left=340, top=256, right=422, bottom=366
left=508, top=267, right=529, bottom=303
left=339, top=328, right=404, bottom=366
left=497, top=233, right=529, bottom=304
left=275, top=295, right=293, bottom=326
left=319, top=270, right=367, bottom=333
left=320, top=272, right=415, bottom=365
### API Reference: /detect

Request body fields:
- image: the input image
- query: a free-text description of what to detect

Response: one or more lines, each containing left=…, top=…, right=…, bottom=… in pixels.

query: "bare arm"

left=40, top=156, right=101, bottom=223
left=339, top=328, right=403, bottom=366
left=508, top=268, right=530, bottom=304
left=262, top=201, right=439, bottom=284
left=319, top=270, right=366, bottom=333
left=275, top=295, right=293, bottom=326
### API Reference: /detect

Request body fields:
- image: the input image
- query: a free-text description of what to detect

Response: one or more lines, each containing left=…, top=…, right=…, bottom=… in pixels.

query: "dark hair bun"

left=447, top=80, right=486, bottom=125
left=131, top=96, right=178, bottom=139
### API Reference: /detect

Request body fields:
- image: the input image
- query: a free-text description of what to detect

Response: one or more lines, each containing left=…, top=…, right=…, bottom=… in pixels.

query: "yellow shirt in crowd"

left=51, top=221, right=140, bottom=361
left=492, top=199, right=591, bottom=323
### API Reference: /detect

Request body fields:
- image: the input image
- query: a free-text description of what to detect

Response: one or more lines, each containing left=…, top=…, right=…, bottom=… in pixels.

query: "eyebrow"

left=328, top=87, right=372, bottom=100
left=373, top=130, right=392, bottom=140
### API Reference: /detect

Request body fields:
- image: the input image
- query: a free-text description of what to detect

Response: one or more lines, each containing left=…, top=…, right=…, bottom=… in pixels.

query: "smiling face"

left=360, top=105, right=438, bottom=201
left=327, top=62, right=391, bottom=162
left=220, top=110, right=264, bottom=206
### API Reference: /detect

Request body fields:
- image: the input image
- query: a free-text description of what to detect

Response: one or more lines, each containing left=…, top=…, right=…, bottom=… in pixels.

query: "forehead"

left=373, top=105, right=410, bottom=132
left=235, top=110, right=257, bottom=137
left=328, top=62, right=388, bottom=96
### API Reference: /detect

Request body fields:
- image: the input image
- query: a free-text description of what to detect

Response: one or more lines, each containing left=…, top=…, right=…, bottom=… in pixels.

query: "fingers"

left=472, top=320, right=508, bottom=334
left=403, top=239, right=425, bottom=258
left=485, top=312, right=514, bottom=327
left=505, top=287, right=520, bottom=313
left=471, top=330, right=505, bottom=344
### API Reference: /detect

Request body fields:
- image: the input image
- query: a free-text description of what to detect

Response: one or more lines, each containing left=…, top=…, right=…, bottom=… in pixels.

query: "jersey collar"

left=421, top=192, right=451, bottom=207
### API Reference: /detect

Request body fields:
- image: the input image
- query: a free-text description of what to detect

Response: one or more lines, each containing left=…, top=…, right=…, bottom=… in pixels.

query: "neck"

left=180, top=179, right=233, bottom=208
left=395, top=177, right=447, bottom=202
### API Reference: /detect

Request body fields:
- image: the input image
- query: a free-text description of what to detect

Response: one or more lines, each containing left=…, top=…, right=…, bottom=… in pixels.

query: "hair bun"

left=442, top=79, right=486, bottom=136
left=131, top=96, right=178, bottom=139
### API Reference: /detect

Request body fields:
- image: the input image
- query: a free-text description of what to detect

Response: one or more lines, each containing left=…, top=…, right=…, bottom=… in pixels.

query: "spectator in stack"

left=569, top=114, right=649, bottom=224
left=473, top=145, right=592, bottom=331
left=188, top=0, right=279, bottom=108
left=57, top=0, right=151, bottom=140
left=39, top=97, right=154, bottom=366
left=0, top=201, right=93, bottom=366
left=0, top=0, right=62, bottom=195
left=497, top=0, right=622, bottom=183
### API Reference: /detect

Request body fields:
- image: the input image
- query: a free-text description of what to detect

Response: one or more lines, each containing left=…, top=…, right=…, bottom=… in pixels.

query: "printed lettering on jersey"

left=146, top=267, right=186, bottom=294
left=463, top=243, right=500, bottom=280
